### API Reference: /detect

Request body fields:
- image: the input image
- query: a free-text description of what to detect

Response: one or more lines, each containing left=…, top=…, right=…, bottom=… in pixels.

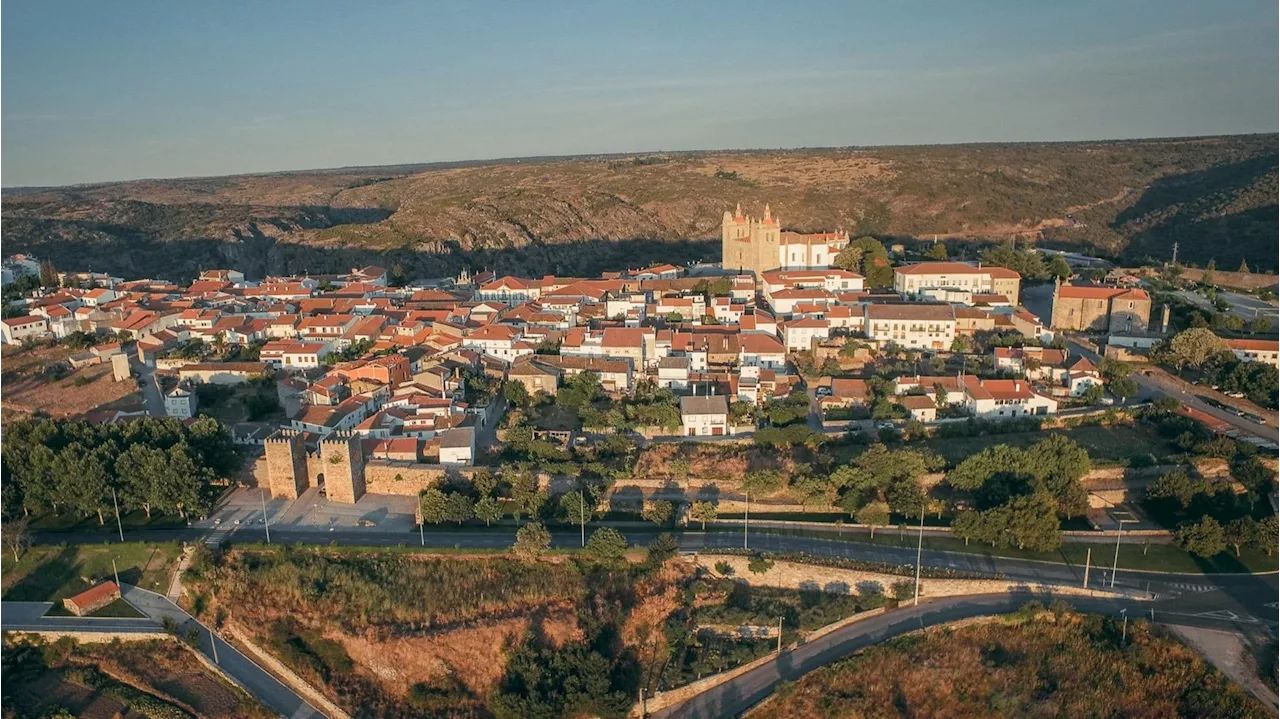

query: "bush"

left=714, top=560, right=735, bottom=576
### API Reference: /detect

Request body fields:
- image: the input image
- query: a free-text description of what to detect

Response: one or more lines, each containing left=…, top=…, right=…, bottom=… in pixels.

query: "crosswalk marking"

left=1167, top=583, right=1214, bottom=593
left=204, top=527, right=233, bottom=547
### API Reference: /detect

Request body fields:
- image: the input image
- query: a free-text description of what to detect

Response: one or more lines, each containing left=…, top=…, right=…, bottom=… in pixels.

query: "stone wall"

left=692, top=555, right=1150, bottom=601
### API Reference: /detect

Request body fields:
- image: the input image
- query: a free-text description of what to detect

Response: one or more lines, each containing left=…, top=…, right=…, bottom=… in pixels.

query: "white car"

left=815, top=387, right=832, bottom=397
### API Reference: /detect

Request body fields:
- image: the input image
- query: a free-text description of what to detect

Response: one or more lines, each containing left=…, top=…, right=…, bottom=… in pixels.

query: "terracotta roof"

left=1225, top=338, right=1279, bottom=352
left=1056, top=285, right=1149, bottom=301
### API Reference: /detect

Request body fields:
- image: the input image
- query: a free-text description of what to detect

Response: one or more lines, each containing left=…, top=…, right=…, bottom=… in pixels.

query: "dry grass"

left=754, top=609, right=1271, bottom=719
left=76, top=639, right=274, bottom=719
left=0, top=343, right=137, bottom=419
left=331, top=609, right=582, bottom=699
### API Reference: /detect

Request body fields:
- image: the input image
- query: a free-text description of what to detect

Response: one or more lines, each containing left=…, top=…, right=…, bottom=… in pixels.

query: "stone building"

left=721, top=203, right=849, bottom=278
left=1050, top=282, right=1151, bottom=333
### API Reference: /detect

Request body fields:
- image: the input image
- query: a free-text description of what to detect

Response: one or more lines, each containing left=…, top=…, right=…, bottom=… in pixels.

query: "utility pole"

left=743, top=490, right=749, bottom=550
left=1121, top=609, right=1128, bottom=643
left=210, top=627, right=220, bottom=664
left=639, top=688, right=646, bottom=718
left=419, top=521, right=425, bottom=547
left=1082, top=547, right=1091, bottom=588
left=914, top=506, right=925, bottom=606
left=260, top=489, right=271, bottom=544
left=1171, top=241, right=1179, bottom=266
left=112, top=558, right=120, bottom=588
left=777, top=616, right=783, bottom=653
left=111, top=488, right=124, bottom=542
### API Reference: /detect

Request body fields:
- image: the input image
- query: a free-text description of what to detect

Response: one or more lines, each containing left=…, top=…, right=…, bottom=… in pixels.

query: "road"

left=131, top=358, right=164, bottom=417
left=116, top=585, right=325, bottom=719
left=2, top=587, right=323, bottom=718
left=34, top=523, right=1278, bottom=622
left=1175, top=289, right=1279, bottom=330
left=653, top=593, right=1265, bottom=719
left=1066, top=338, right=1276, bottom=439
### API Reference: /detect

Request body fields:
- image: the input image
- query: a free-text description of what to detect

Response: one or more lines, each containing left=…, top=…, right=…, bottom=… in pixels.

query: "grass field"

left=921, top=423, right=1177, bottom=466
left=753, top=608, right=1270, bottom=719
left=1, top=542, right=182, bottom=602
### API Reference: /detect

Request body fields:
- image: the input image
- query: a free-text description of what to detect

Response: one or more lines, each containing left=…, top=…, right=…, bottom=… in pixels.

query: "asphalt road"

left=1067, top=338, right=1276, bottom=439
left=122, top=585, right=325, bottom=719
left=36, top=524, right=1277, bottom=621
left=1, top=601, right=159, bottom=633
left=653, top=593, right=1259, bottom=719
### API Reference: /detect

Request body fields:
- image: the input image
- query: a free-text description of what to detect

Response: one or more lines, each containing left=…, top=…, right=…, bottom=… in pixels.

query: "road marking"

left=1194, top=610, right=1257, bottom=623
left=204, top=527, right=233, bottom=547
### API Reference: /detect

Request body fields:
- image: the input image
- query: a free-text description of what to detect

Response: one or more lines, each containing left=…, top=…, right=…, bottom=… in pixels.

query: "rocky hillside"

left=4, top=134, right=1275, bottom=280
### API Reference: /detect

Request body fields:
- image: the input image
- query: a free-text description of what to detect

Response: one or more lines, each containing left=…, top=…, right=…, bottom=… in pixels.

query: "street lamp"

left=1110, top=518, right=1134, bottom=588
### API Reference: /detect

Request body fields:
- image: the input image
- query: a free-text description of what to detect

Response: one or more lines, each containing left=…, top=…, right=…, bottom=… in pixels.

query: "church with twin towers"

left=720, top=202, right=850, bottom=277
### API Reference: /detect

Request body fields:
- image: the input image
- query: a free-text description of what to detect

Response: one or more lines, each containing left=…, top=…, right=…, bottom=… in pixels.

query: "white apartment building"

left=893, top=262, right=1022, bottom=305
left=863, top=304, right=956, bottom=351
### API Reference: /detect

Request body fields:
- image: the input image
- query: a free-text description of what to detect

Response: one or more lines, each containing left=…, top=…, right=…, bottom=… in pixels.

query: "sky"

left=3, top=0, right=1276, bottom=187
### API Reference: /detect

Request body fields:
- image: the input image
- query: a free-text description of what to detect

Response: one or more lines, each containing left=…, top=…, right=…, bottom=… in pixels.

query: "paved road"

left=131, top=359, right=164, bottom=417
left=1175, top=289, right=1279, bottom=330
left=1067, top=338, right=1275, bottom=439
left=654, top=593, right=1264, bottom=719
left=118, top=585, right=325, bottom=719
left=1, top=601, right=159, bottom=633
left=2, top=589, right=323, bottom=718
left=35, top=523, right=1277, bottom=622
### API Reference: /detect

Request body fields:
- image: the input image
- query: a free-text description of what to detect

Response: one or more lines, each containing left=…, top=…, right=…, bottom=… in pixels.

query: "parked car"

left=815, top=387, right=832, bottom=398
left=1226, top=391, right=1246, bottom=399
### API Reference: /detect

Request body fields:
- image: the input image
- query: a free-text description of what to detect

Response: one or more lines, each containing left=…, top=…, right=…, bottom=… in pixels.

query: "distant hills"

left=3, top=134, right=1275, bottom=280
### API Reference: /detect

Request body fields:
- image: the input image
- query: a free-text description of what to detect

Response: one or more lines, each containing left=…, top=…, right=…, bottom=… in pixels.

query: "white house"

left=962, top=376, right=1058, bottom=418
left=679, top=394, right=730, bottom=437
left=1225, top=338, right=1280, bottom=368
left=738, top=333, right=787, bottom=371
left=164, top=386, right=198, bottom=420
left=439, top=426, right=476, bottom=465
left=1, top=315, right=49, bottom=345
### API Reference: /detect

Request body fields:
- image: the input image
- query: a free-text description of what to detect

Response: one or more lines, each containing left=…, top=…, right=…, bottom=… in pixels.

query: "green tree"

left=504, top=380, right=530, bottom=409
left=509, top=471, right=548, bottom=520
left=1080, top=384, right=1105, bottom=405
left=1047, top=255, right=1072, bottom=280
left=985, top=493, right=1062, bottom=552
left=952, top=510, right=984, bottom=546
left=38, top=260, right=58, bottom=288
left=645, top=533, right=679, bottom=567
left=855, top=501, right=890, bottom=538
left=1173, top=516, right=1226, bottom=558
left=1257, top=516, right=1279, bottom=556
left=1163, top=328, right=1230, bottom=370
left=641, top=499, right=674, bottom=527
left=419, top=487, right=448, bottom=525
left=1145, top=470, right=1196, bottom=509
left=585, top=527, right=629, bottom=569
left=747, top=552, right=774, bottom=574
left=1223, top=517, right=1262, bottom=557
left=743, top=469, right=785, bottom=497
left=115, top=444, right=168, bottom=518
left=52, top=445, right=111, bottom=524
left=443, top=491, right=474, bottom=525
left=512, top=521, right=551, bottom=561
left=927, top=242, right=948, bottom=261
left=475, top=496, right=504, bottom=526
left=689, top=500, right=718, bottom=529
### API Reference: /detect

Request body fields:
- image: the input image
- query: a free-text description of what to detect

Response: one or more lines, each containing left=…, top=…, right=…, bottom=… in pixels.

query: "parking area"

left=202, top=486, right=419, bottom=536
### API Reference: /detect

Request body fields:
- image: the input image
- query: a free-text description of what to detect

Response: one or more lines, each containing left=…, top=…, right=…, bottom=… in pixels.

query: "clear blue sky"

left=4, top=0, right=1276, bottom=187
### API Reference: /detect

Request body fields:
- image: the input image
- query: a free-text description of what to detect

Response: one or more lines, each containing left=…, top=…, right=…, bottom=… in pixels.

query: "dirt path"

left=1169, top=625, right=1278, bottom=709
